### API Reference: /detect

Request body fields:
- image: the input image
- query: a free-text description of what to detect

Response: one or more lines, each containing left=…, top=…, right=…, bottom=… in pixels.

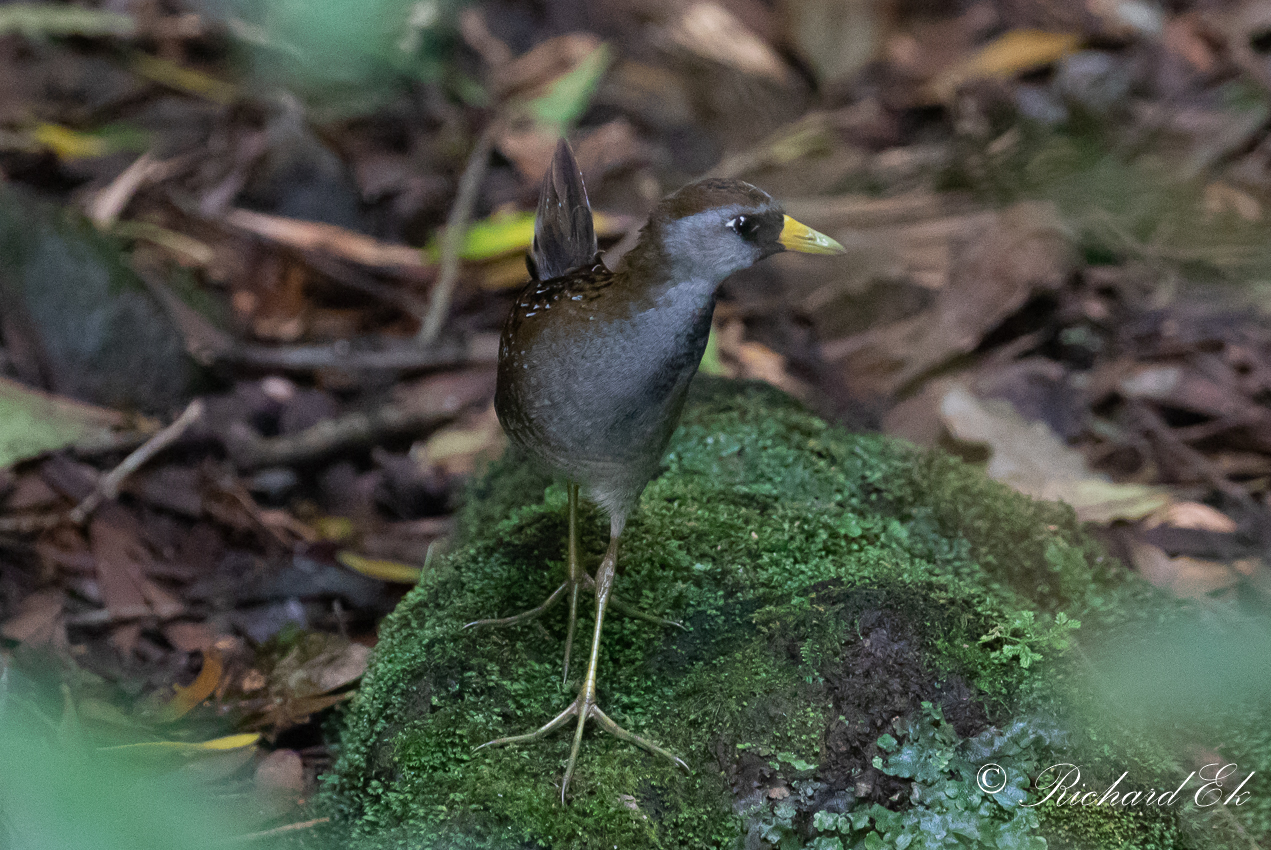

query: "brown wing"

left=506, top=261, right=614, bottom=322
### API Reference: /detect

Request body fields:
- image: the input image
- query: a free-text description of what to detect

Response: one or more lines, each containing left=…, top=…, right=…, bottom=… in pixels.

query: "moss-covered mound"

left=323, top=379, right=1252, bottom=849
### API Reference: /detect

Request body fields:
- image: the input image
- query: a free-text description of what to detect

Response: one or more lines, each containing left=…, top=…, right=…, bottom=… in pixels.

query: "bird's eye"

left=729, top=215, right=759, bottom=241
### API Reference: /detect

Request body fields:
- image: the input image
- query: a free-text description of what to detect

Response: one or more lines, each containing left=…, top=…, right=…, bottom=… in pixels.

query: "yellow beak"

left=778, top=215, right=846, bottom=255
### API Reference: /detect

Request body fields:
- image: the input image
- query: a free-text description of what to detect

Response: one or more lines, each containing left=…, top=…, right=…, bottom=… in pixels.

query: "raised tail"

left=528, top=139, right=598, bottom=281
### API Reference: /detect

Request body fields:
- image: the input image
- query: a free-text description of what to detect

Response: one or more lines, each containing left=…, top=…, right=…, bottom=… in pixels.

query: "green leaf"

left=0, top=377, right=124, bottom=468
left=698, top=325, right=725, bottom=375
left=422, top=209, right=626, bottom=264
left=526, top=43, right=611, bottom=133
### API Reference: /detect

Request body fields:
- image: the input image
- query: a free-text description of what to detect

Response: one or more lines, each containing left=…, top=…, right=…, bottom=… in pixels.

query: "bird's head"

left=634, top=179, right=845, bottom=285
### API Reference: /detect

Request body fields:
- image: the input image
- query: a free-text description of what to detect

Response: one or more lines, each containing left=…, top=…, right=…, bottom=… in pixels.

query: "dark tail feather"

left=530, top=139, right=597, bottom=281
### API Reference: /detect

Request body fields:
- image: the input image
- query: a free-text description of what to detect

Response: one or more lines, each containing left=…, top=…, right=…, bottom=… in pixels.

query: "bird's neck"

left=619, top=222, right=726, bottom=313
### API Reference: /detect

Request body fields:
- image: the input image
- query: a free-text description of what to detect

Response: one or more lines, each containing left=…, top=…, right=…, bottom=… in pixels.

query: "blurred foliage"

left=0, top=377, right=122, bottom=468
left=209, top=0, right=464, bottom=115
left=525, top=43, right=611, bottom=133
left=28, top=122, right=149, bottom=161
left=0, top=713, right=266, bottom=850
left=0, top=3, right=134, bottom=38
left=0, top=184, right=194, bottom=414
left=948, top=89, right=1271, bottom=282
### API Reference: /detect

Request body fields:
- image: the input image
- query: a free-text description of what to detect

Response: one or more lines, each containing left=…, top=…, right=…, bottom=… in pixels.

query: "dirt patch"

left=822, top=605, right=988, bottom=807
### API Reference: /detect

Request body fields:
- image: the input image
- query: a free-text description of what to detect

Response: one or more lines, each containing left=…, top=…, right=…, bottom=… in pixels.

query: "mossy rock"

left=323, top=379, right=1252, bottom=849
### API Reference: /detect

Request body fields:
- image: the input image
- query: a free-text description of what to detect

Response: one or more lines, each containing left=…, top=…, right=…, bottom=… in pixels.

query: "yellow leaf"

left=424, top=427, right=495, bottom=463
left=0, top=4, right=134, bottom=38
left=129, top=52, right=237, bottom=105
left=934, top=30, right=1081, bottom=100
left=313, top=515, right=357, bottom=542
left=102, top=732, right=260, bottom=756
left=159, top=646, right=223, bottom=723
left=31, top=123, right=110, bottom=160
left=337, top=551, right=422, bottom=583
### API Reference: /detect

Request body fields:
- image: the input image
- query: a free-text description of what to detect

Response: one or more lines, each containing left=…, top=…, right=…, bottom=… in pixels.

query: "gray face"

left=656, top=203, right=787, bottom=285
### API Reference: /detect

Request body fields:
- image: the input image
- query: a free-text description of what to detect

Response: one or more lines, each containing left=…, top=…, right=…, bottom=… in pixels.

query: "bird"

left=470, top=139, right=845, bottom=801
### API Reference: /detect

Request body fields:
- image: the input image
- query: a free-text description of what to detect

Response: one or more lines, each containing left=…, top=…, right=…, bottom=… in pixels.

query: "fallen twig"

left=417, top=119, right=501, bottom=344
left=227, top=371, right=494, bottom=469
left=226, top=818, right=331, bottom=843
left=69, top=400, right=204, bottom=524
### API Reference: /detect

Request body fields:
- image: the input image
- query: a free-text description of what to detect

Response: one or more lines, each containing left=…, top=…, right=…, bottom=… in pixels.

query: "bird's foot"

left=607, top=592, right=686, bottom=631
left=476, top=690, right=688, bottom=802
left=463, top=580, right=571, bottom=629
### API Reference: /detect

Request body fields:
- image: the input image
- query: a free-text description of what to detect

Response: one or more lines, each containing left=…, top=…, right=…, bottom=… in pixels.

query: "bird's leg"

left=462, top=483, right=585, bottom=638
left=561, top=482, right=581, bottom=682
left=478, top=526, right=688, bottom=803
left=464, top=482, right=681, bottom=653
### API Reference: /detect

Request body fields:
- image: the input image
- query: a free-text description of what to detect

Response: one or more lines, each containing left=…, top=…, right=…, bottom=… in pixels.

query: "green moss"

left=322, top=379, right=1245, bottom=849
left=1039, top=796, right=1197, bottom=850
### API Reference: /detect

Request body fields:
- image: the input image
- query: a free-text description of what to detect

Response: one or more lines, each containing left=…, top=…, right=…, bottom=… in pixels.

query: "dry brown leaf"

left=491, top=32, right=603, bottom=103
left=6, top=472, right=61, bottom=511
left=828, top=203, right=1073, bottom=400
left=458, top=6, right=513, bottom=71
left=139, top=576, right=184, bottom=620
left=393, top=368, right=498, bottom=420
left=0, top=589, right=64, bottom=646
left=666, top=2, right=792, bottom=85
left=1162, top=14, right=1219, bottom=74
left=572, top=119, right=647, bottom=181
left=255, top=748, right=305, bottom=797
left=275, top=633, right=370, bottom=699
left=1203, top=181, right=1262, bottom=221
left=712, top=317, right=811, bottom=400
left=1144, top=501, right=1238, bottom=533
left=162, top=620, right=217, bottom=653
left=781, top=0, right=893, bottom=88
left=1213, top=452, right=1271, bottom=478
left=495, top=128, right=560, bottom=185
left=90, top=510, right=149, bottom=654
left=880, top=377, right=954, bottom=448
left=1117, top=363, right=1241, bottom=416
left=1129, top=540, right=1240, bottom=598
left=413, top=403, right=505, bottom=477
left=931, top=29, right=1082, bottom=101
left=939, top=386, right=1170, bottom=522
left=224, top=209, right=424, bottom=270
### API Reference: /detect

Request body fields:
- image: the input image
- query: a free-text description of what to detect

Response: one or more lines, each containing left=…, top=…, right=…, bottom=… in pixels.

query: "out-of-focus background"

left=2, top=0, right=1271, bottom=841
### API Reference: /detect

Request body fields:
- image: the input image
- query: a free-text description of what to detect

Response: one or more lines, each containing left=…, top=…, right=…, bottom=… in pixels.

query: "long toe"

left=463, top=580, right=571, bottom=629
left=477, top=692, right=688, bottom=802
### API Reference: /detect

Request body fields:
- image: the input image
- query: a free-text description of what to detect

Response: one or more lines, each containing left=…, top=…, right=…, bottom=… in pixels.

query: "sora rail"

left=471, top=140, right=844, bottom=800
